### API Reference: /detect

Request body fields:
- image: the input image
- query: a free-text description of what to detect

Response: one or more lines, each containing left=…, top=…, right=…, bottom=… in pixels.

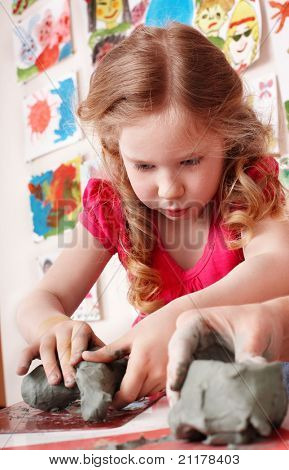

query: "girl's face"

left=119, top=110, right=225, bottom=222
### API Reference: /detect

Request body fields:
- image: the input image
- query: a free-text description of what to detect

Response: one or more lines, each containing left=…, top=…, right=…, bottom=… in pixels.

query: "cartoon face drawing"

left=227, top=22, right=254, bottom=67
left=196, top=3, right=228, bottom=36
left=96, top=0, right=123, bottom=29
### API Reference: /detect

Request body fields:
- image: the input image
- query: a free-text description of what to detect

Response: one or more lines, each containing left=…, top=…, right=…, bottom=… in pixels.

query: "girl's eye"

left=181, top=157, right=202, bottom=167
left=134, top=164, right=154, bottom=171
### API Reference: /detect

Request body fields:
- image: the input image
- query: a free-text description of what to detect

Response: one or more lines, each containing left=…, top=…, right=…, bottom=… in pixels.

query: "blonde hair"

left=78, top=22, right=285, bottom=314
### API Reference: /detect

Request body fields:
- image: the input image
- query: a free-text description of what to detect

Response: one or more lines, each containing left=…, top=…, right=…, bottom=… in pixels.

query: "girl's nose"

left=158, top=180, right=185, bottom=201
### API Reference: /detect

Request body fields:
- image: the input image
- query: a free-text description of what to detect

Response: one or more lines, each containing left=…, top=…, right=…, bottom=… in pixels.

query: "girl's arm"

left=79, top=216, right=289, bottom=406
left=16, top=222, right=113, bottom=386
left=173, top=216, right=289, bottom=312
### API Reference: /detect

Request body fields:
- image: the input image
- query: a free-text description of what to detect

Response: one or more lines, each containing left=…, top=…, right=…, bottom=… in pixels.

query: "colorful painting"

left=265, top=2, right=289, bottom=133
left=193, top=0, right=262, bottom=73
left=246, top=74, right=279, bottom=154
left=13, top=0, right=73, bottom=82
left=12, top=0, right=37, bottom=15
left=144, top=0, right=195, bottom=27
left=37, top=250, right=101, bottom=321
left=23, top=73, right=81, bottom=161
left=28, top=156, right=82, bottom=242
left=86, top=0, right=132, bottom=50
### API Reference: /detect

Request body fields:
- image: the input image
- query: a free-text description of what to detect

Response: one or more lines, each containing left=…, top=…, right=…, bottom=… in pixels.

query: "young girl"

left=16, top=22, right=289, bottom=409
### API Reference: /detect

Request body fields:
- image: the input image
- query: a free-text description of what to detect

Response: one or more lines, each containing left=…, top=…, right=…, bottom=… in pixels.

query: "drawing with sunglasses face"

left=223, top=0, right=259, bottom=73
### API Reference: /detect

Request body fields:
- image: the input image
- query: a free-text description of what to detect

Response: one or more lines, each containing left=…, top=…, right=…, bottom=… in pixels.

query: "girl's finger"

left=39, top=336, right=62, bottom=386
left=16, top=343, right=40, bottom=375
left=70, top=324, right=105, bottom=366
left=138, top=379, right=164, bottom=399
left=111, top=353, right=147, bottom=409
left=166, top=383, right=180, bottom=408
left=56, top=333, right=76, bottom=388
left=167, top=320, right=201, bottom=392
left=82, top=336, right=130, bottom=363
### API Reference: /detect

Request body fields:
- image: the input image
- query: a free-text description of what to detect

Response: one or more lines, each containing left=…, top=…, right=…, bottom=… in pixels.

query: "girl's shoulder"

left=82, top=177, right=121, bottom=209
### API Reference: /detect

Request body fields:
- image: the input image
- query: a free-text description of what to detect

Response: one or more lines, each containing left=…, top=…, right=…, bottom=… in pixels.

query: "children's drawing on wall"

left=266, top=1, right=289, bottom=133
left=28, top=156, right=82, bottom=242
left=266, top=2, right=289, bottom=133
left=86, top=0, right=132, bottom=50
left=144, top=0, right=194, bottom=27
left=12, top=0, right=37, bottom=15
left=269, top=1, right=289, bottom=33
left=37, top=250, right=101, bottom=321
left=223, top=0, right=261, bottom=73
left=92, top=33, right=126, bottom=65
left=194, top=0, right=234, bottom=49
left=23, top=73, right=81, bottom=161
left=193, top=0, right=261, bottom=73
left=13, top=0, right=72, bottom=82
left=246, top=74, right=279, bottom=154
left=129, top=0, right=150, bottom=27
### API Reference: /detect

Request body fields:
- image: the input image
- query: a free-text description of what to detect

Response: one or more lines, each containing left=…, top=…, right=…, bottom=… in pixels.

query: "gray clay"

left=21, top=365, right=80, bottom=412
left=21, top=357, right=126, bottom=421
left=75, top=359, right=126, bottom=421
left=169, top=359, right=288, bottom=445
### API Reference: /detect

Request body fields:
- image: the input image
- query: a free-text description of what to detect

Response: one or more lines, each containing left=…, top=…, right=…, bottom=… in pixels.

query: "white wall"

left=0, top=0, right=288, bottom=406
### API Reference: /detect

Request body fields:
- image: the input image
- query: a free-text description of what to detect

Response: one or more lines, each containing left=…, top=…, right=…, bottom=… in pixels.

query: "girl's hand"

left=82, top=308, right=180, bottom=409
left=166, top=302, right=285, bottom=407
left=16, top=316, right=105, bottom=388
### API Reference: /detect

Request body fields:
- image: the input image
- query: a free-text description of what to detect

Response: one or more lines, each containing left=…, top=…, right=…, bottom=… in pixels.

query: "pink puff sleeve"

left=78, top=178, right=122, bottom=255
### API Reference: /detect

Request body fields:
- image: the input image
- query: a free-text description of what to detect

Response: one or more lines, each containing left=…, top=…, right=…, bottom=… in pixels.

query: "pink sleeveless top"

left=78, top=157, right=279, bottom=323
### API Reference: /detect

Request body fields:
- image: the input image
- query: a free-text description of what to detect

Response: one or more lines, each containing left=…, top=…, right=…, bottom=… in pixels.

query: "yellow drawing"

left=195, top=0, right=234, bottom=49
left=96, top=0, right=123, bottom=30
left=223, top=0, right=259, bottom=73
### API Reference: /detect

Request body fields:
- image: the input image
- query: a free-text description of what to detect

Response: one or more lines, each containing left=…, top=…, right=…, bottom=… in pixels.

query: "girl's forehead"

left=119, top=111, right=220, bottom=154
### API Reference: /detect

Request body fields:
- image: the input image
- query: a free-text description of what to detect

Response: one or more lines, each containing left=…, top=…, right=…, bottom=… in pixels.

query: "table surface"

left=1, top=397, right=289, bottom=450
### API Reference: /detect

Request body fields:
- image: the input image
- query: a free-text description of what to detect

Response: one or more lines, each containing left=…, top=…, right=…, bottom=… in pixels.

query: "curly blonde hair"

left=78, top=22, right=285, bottom=314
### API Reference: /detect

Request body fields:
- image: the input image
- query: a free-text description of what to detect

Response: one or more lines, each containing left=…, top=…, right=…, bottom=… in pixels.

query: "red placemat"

left=0, top=393, right=164, bottom=434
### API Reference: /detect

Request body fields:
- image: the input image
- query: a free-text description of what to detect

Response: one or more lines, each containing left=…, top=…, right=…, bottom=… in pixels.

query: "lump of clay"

left=21, top=358, right=127, bottom=422
left=76, top=359, right=126, bottom=421
left=21, top=365, right=80, bottom=412
left=169, top=360, right=288, bottom=445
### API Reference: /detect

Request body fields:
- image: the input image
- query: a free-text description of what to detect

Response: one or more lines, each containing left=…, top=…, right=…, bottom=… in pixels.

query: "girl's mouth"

left=163, top=208, right=189, bottom=217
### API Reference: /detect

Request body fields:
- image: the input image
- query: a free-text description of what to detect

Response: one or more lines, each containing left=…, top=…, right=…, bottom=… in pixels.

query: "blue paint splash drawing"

left=51, top=77, right=77, bottom=143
